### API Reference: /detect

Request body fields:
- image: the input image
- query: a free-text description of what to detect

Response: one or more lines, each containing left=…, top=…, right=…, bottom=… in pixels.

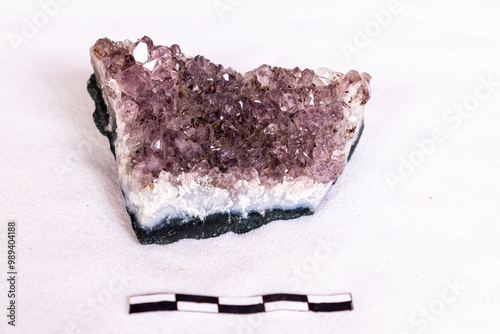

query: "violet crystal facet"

left=87, top=36, right=371, bottom=244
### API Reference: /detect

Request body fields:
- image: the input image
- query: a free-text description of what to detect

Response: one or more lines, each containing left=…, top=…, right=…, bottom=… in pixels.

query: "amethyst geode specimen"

left=88, top=36, right=371, bottom=244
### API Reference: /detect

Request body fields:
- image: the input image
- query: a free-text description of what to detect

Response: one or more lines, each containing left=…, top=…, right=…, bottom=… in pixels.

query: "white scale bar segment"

left=219, top=296, right=263, bottom=306
left=264, top=301, right=309, bottom=312
left=307, top=293, right=352, bottom=304
left=177, top=301, right=219, bottom=313
left=130, top=293, right=176, bottom=304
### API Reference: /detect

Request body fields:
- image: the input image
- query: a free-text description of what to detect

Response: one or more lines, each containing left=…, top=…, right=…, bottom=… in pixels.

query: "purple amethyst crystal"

left=87, top=36, right=371, bottom=244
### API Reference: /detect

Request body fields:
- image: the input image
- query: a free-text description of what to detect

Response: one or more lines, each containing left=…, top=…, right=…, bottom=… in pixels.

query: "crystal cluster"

left=88, top=36, right=371, bottom=244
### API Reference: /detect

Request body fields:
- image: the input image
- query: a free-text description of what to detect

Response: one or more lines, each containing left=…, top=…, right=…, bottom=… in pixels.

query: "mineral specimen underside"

left=88, top=36, right=371, bottom=244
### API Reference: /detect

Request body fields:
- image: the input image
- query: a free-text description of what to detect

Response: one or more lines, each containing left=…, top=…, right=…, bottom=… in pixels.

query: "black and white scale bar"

left=129, top=293, right=352, bottom=314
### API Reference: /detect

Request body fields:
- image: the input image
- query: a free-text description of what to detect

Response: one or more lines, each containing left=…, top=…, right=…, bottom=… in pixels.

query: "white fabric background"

left=1, top=0, right=500, bottom=333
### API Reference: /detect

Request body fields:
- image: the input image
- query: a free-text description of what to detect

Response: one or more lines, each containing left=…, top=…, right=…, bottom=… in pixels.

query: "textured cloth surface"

left=1, top=0, right=499, bottom=333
